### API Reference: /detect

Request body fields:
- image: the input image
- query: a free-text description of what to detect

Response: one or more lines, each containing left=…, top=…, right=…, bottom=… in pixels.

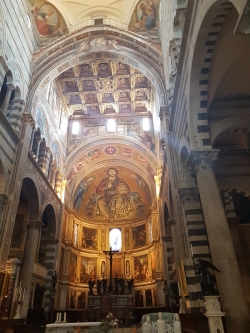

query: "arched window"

left=109, top=228, right=121, bottom=251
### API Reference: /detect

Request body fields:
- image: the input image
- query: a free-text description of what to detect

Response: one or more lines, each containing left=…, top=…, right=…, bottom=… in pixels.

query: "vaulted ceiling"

left=45, top=0, right=140, bottom=26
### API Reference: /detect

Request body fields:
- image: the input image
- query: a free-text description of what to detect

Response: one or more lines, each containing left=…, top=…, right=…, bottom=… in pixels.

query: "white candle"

left=59, top=312, right=61, bottom=322
left=190, top=244, right=194, bottom=257
left=178, top=282, right=181, bottom=296
left=56, top=313, right=59, bottom=323
left=63, top=311, right=66, bottom=322
left=22, top=288, right=25, bottom=302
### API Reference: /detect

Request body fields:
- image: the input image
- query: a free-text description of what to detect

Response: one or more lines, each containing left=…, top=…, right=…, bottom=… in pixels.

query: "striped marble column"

left=41, top=147, right=51, bottom=177
left=38, top=140, right=46, bottom=169
left=9, top=99, right=25, bottom=135
left=179, top=187, right=211, bottom=311
left=43, top=240, right=58, bottom=316
left=220, top=191, right=237, bottom=219
left=2, top=84, right=15, bottom=116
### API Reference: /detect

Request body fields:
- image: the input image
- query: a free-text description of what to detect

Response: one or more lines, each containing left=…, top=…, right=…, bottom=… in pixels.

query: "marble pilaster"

left=1, top=84, right=15, bottom=116
left=20, top=220, right=42, bottom=318
left=188, top=150, right=250, bottom=333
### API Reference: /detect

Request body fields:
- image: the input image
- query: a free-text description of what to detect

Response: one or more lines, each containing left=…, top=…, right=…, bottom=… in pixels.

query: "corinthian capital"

left=179, top=187, right=199, bottom=204
left=22, top=113, right=35, bottom=128
left=187, top=150, right=219, bottom=176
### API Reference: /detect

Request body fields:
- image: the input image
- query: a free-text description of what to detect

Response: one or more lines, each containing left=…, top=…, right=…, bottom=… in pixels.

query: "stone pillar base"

left=203, top=296, right=225, bottom=333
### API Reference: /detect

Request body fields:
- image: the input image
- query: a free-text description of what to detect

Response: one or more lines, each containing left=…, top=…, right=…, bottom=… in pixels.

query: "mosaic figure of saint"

left=96, top=168, right=133, bottom=219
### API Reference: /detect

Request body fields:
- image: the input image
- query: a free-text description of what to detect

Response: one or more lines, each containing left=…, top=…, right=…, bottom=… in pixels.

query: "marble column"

left=1, top=84, right=15, bottom=116
left=189, top=150, right=250, bottom=333
left=35, top=138, right=41, bottom=162
left=228, top=217, right=250, bottom=308
left=20, top=220, right=42, bottom=318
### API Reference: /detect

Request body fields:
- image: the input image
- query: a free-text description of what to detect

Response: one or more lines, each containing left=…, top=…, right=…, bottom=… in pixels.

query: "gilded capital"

left=187, top=150, right=219, bottom=176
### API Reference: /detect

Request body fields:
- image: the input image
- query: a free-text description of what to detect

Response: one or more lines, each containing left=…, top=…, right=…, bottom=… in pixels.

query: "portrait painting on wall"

left=153, top=288, right=158, bottom=306
left=129, top=0, right=159, bottom=32
left=68, top=252, right=77, bottom=283
left=112, top=258, right=122, bottom=278
left=80, top=257, right=97, bottom=283
left=135, top=290, right=144, bottom=307
left=77, top=291, right=86, bottom=309
left=151, top=251, right=156, bottom=280
left=69, top=290, right=76, bottom=309
left=145, top=289, right=153, bottom=306
left=74, top=166, right=151, bottom=223
left=28, top=0, right=67, bottom=38
left=134, top=255, right=149, bottom=282
left=132, top=224, right=146, bottom=248
left=82, top=227, right=98, bottom=250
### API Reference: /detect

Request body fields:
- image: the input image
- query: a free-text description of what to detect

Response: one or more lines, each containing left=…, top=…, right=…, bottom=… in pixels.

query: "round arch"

left=210, top=115, right=250, bottom=146
left=21, top=177, right=40, bottom=220
left=28, top=30, right=167, bottom=115
left=41, top=204, right=57, bottom=239
left=187, top=0, right=237, bottom=149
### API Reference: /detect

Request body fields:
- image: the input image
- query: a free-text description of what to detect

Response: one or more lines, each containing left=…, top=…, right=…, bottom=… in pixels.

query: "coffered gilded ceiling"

left=56, top=60, right=153, bottom=117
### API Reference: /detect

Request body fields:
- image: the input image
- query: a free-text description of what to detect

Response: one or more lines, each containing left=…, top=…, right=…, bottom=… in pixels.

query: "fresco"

left=134, top=254, right=149, bottom=282
left=67, top=144, right=155, bottom=184
left=135, top=290, right=144, bottom=307
left=82, top=227, right=98, bottom=250
left=28, top=0, right=67, bottom=38
left=73, top=166, right=151, bottom=222
left=36, top=108, right=45, bottom=135
left=145, top=289, right=153, bottom=306
left=68, top=252, right=77, bottom=283
left=51, top=142, right=60, bottom=166
left=129, top=0, right=159, bottom=32
left=77, top=291, right=86, bottom=309
left=132, top=224, right=146, bottom=248
left=69, top=290, right=76, bottom=309
left=80, top=257, right=97, bottom=283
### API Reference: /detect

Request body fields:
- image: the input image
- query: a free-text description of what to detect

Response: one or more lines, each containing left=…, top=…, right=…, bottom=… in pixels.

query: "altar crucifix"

left=103, top=247, right=119, bottom=292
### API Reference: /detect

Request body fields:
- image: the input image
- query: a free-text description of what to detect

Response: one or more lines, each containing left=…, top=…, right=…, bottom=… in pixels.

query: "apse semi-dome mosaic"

left=74, top=166, right=151, bottom=222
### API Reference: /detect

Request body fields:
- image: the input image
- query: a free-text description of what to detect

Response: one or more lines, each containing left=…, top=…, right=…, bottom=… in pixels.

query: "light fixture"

left=72, top=121, right=79, bottom=135
left=142, top=118, right=150, bottom=131
left=107, top=119, right=116, bottom=132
